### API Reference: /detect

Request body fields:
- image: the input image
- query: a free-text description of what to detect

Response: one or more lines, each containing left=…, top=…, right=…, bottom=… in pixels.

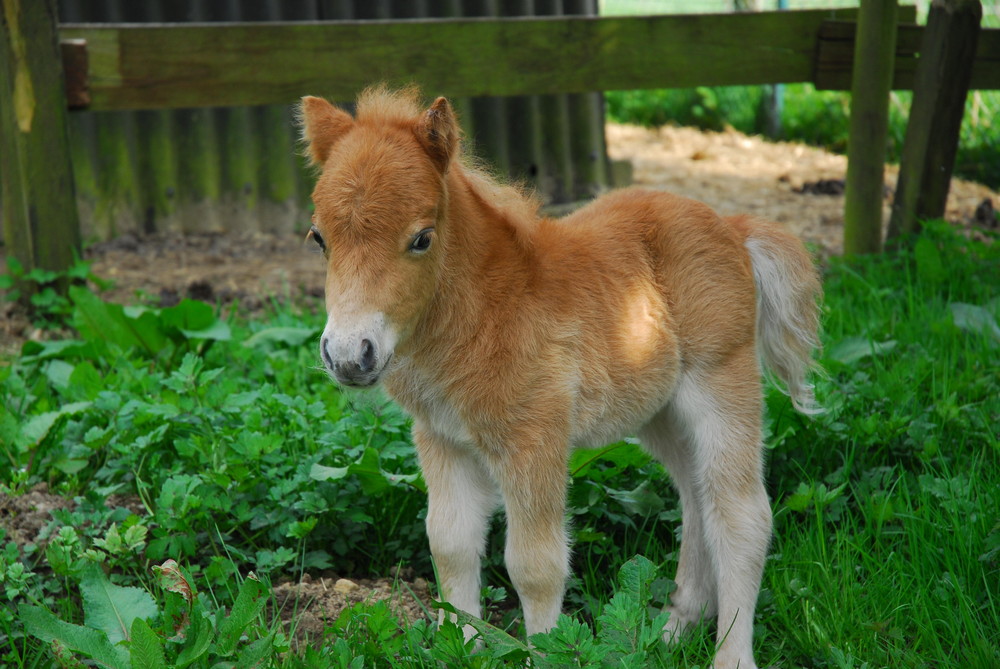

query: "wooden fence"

left=51, top=0, right=610, bottom=242
left=3, top=0, right=999, bottom=275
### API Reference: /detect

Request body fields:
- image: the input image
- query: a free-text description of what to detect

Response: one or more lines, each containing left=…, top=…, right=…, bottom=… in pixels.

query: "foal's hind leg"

left=668, top=355, right=772, bottom=669
left=639, top=408, right=719, bottom=639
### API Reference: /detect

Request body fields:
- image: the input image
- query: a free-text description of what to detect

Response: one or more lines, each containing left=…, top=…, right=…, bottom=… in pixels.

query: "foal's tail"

left=733, top=216, right=824, bottom=415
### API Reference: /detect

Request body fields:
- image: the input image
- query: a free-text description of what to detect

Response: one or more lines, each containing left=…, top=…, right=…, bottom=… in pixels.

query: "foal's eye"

left=308, top=225, right=326, bottom=253
left=408, top=228, right=434, bottom=254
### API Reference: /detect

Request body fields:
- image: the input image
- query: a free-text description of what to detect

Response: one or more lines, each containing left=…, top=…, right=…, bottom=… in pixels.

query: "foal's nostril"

left=320, top=337, right=335, bottom=371
left=359, top=338, right=375, bottom=373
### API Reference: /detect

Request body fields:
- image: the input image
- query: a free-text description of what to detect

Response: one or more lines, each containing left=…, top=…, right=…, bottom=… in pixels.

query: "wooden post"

left=886, top=0, right=982, bottom=243
left=842, top=0, right=898, bottom=255
left=1, top=0, right=80, bottom=274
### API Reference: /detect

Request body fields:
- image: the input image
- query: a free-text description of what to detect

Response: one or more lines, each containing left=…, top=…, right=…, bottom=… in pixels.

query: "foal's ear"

left=298, top=96, right=354, bottom=166
left=417, top=97, right=459, bottom=173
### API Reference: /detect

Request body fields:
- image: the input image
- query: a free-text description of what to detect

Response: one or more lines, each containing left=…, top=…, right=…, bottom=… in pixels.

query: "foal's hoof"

left=710, top=655, right=758, bottom=669
left=660, top=606, right=696, bottom=645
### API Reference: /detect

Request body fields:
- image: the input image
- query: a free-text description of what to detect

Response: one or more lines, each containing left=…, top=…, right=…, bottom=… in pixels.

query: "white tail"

left=744, top=221, right=823, bottom=414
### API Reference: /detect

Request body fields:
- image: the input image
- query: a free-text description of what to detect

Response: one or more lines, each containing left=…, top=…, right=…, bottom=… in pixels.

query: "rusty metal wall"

left=56, top=0, right=610, bottom=240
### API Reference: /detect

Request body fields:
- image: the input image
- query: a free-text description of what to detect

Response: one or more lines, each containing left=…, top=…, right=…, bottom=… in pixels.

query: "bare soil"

left=0, top=484, right=73, bottom=548
left=606, top=123, right=998, bottom=259
left=272, top=570, right=435, bottom=645
left=2, top=122, right=996, bottom=632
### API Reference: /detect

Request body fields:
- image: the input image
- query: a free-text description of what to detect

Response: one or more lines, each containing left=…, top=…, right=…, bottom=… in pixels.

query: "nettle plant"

left=1, top=256, right=111, bottom=327
left=18, top=560, right=283, bottom=669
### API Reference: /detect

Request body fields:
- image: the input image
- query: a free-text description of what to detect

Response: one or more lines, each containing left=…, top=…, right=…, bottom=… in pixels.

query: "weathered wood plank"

left=59, top=9, right=860, bottom=111
left=843, top=0, right=899, bottom=255
left=1, top=0, right=80, bottom=274
left=887, top=0, right=983, bottom=242
left=815, top=13, right=999, bottom=90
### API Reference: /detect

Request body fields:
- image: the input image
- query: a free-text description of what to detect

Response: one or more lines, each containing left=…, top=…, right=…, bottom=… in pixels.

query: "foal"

left=299, top=87, right=821, bottom=669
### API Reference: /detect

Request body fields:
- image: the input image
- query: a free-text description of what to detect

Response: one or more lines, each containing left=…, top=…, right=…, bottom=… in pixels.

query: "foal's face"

left=300, top=93, right=459, bottom=387
left=309, top=130, right=445, bottom=387
left=299, top=90, right=462, bottom=389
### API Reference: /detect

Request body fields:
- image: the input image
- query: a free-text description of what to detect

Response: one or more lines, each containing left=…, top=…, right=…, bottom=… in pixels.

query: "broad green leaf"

left=826, top=337, right=897, bottom=365
left=949, top=302, right=1000, bottom=344
left=20, top=401, right=91, bottom=446
left=80, top=563, right=158, bottom=645
left=18, top=603, right=130, bottom=669
left=243, top=326, right=318, bottom=350
left=569, top=441, right=650, bottom=479
left=18, top=338, right=97, bottom=363
left=128, top=310, right=172, bottom=353
left=216, top=573, right=268, bottom=656
left=309, top=463, right=350, bottom=482
left=159, top=299, right=216, bottom=331
left=71, top=287, right=142, bottom=350
left=529, top=614, right=604, bottom=667
left=71, top=287, right=168, bottom=355
left=607, top=482, right=665, bottom=516
left=451, top=608, right=531, bottom=661
left=235, top=632, right=276, bottom=668
left=129, top=617, right=166, bottom=669
left=53, top=456, right=89, bottom=475
left=785, top=481, right=814, bottom=511
left=914, top=236, right=946, bottom=285
left=69, top=361, right=105, bottom=400
left=222, top=390, right=262, bottom=411
left=175, top=613, right=213, bottom=668
left=44, top=359, right=75, bottom=392
left=617, top=555, right=658, bottom=600
left=350, top=448, right=389, bottom=495
left=180, top=319, right=231, bottom=341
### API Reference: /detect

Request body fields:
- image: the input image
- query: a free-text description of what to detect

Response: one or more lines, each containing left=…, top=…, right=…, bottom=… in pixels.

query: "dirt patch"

left=606, top=123, right=998, bottom=259
left=85, top=231, right=326, bottom=309
left=272, top=570, right=434, bottom=645
left=0, top=484, right=148, bottom=550
left=0, top=483, right=73, bottom=548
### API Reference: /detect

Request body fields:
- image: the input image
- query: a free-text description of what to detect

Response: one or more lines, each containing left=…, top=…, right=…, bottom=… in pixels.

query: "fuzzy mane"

left=354, top=86, right=542, bottom=227
left=354, top=84, right=426, bottom=128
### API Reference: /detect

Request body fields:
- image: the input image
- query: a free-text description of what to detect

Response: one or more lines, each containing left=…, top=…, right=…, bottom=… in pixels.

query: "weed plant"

left=1, top=220, right=998, bottom=667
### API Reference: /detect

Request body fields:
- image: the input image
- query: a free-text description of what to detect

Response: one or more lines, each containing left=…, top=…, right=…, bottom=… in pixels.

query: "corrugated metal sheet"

left=56, top=0, right=611, bottom=240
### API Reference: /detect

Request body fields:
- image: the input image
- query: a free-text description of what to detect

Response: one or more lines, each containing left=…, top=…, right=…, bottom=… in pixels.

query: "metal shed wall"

left=55, top=0, right=610, bottom=240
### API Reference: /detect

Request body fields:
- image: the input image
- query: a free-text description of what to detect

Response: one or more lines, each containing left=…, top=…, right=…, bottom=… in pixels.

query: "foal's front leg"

left=490, top=438, right=571, bottom=637
left=413, top=423, right=499, bottom=629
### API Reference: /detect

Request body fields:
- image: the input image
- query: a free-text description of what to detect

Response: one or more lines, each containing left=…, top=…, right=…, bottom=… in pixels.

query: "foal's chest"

left=385, top=361, right=478, bottom=447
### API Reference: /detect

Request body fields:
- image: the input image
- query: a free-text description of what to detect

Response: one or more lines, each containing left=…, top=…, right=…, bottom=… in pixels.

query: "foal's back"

left=543, top=187, right=758, bottom=366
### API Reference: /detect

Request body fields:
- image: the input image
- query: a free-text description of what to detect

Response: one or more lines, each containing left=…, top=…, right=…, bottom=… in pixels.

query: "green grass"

left=1, top=220, right=998, bottom=667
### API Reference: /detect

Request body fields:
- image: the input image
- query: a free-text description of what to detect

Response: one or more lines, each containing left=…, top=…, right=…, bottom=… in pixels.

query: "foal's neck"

left=435, top=166, right=538, bottom=321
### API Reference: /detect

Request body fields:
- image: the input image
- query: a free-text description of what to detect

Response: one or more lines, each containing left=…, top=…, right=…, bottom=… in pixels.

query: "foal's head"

left=299, top=87, right=459, bottom=387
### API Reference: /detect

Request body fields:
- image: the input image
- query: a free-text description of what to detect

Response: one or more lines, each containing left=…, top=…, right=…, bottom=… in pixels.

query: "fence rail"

left=59, top=9, right=880, bottom=111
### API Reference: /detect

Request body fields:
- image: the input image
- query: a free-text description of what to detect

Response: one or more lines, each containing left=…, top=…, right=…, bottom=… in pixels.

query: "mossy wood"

left=815, top=15, right=999, bottom=90
left=887, top=0, right=984, bottom=242
left=1, top=0, right=80, bottom=274
left=59, top=9, right=865, bottom=112
left=843, top=0, right=899, bottom=255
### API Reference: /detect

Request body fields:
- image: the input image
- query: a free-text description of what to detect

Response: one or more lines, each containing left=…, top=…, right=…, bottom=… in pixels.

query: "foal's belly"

left=568, top=361, right=679, bottom=450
